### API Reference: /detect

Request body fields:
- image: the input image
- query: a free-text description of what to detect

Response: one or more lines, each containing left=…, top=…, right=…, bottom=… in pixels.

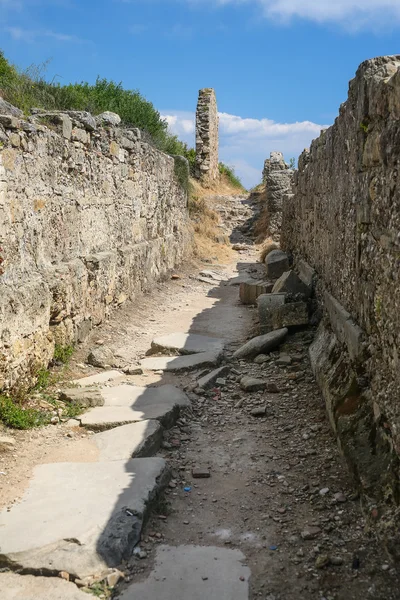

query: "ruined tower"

left=195, top=88, right=219, bottom=184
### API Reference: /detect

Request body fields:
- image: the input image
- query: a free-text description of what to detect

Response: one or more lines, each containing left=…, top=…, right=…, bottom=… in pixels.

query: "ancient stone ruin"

left=0, top=108, right=191, bottom=391
left=262, top=151, right=293, bottom=240
left=281, top=55, right=400, bottom=504
left=195, top=88, right=219, bottom=184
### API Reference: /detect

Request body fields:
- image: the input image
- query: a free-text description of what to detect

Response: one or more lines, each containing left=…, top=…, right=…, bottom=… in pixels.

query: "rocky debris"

left=0, top=97, right=23, bottom=118
left=239, top=280, right=274, bottom=305
left=197, top=366, right=231, bottom=390
left=301, top=526, right=321, bottom=540
left=149, top=333, right=225, bottom=356
left=0, top=458, right=169, bottom=579
left=192, top=468, right=211, bottom=478
left=59, top=388, right=105, bottom=408
left=251, top=406, right=267, bottom=417
left=254, top=354, right=270, bottom=364
left=123, top=366, right=144, bottom=375
left=0, top=435, right=16, bottom=452
left=95, top=111, right=121, bottom=126
left=87, top=346, right=118, bottom=369
left=0, top=572, right=89, bottom=600
left=265, top=249, right=290, bottom=279
left=80, top=384, right=190, bottom=430
left=272, top=270, right=311, bottom=298
left=240, top=376, right=267, bottom=392
left=233, top=328, right=288, bottom=359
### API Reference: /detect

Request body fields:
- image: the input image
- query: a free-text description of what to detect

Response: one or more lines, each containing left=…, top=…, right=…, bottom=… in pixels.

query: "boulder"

left=95, top=111, right=121, bottom=127
left=233, top=328, right=288, bottom=359
left=272, top=270, right=311, bottom=298
left=0, top=97, right=23, bottom=118
left=265, top=250, right=289, bottom=279
left=87, top=346, right=117, bottom=369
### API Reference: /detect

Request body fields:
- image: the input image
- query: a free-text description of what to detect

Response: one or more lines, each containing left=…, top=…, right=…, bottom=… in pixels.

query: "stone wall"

left=195, top=88, right=219, bottom=184
left=0, top=108, right=191, bottom=391
left=281, top=55, right=400, bottom=503
left=262, top=151, right=293, bottom=240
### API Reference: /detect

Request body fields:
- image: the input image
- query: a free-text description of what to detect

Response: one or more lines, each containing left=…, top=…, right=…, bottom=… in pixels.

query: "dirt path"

left=1, top=193, right=399, bottom=599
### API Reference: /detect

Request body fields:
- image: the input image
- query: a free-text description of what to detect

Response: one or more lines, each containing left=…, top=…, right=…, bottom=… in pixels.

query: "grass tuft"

left=0, top=395, right=47, bottom=429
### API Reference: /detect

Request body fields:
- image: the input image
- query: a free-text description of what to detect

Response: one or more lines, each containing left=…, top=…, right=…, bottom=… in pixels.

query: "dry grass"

left=248, top=183, right=271, bottom=244
left=259, top=239, right=279, bottom=263
left=188, top=176, right=242, bottom=263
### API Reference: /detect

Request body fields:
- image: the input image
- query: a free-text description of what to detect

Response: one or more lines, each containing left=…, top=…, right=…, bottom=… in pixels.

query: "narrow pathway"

left=1, top=194, right=399, bottom=600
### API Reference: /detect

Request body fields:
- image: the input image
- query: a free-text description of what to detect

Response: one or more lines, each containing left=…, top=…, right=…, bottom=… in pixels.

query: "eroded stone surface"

left=0, top=458, right=168, bottom=578
left=141, top=350, right=223, bottom=372
left=119, top=545, right=250, bottom=600
left=73, top=371, right=123, bottom=387
left=150, top=333, right=225, bottom=356
left=80, top=384, right=190, bottom=430
left=0, top=572, right=89, bottom=600
left=92, top=420, right=163, bottom=460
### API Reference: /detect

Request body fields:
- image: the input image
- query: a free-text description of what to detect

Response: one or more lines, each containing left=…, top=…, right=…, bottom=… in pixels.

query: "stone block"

left=265, top=249, right=289, bottom=279
left=239, top=280, right=274, bottom=305
left=257, top=293, right=286, bottom=334
left=272, top=270, right=311, bottom=298
left=324, top=291, right=364, bottom=361
left=297, top=259, right=316, bottom=289
left=272, top=302, right=309, bottom=330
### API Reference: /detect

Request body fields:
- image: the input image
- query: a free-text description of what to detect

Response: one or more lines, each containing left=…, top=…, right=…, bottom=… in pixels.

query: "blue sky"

left=1, top=0, right=400, bottom=187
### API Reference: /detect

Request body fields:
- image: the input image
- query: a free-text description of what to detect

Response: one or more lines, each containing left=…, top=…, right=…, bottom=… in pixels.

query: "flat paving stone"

left=73, top=370, right=122, bottom=386
left=150, top=332, right=225, bottom=355
left=0, top=572, right=89, bottom=600
left=119, top=545, right=250, bottom=600
left=92, top=420, right=163, bottom=460
left=0, top=458, right=168, bottom=579
left=80, top=384, right=190, bottom=430
left=141, top=350, right=223, bottom=372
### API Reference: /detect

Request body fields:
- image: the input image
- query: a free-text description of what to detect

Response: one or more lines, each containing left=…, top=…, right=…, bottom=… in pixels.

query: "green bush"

left=0, top=50, right=195, bottom=158
left=0, top=395, right=47, bottom=429
left=218, top=162, right=246, bottom=190
left=53, top=343, right=74, bottom=364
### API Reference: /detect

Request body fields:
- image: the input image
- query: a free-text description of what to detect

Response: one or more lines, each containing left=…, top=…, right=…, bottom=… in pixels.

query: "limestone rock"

left=265, top=249, right=290, bottom=280
left=0, top=97, right=23, bottom=118
left=272, top=270, right=311, bottom=298
left=233, top=328, right=288, bottom=360
left=95, top=111, right=121, bottom=126
left=258, top=293, right=286, bottom=334
left=240, top=376, right=267, bottom=392
left=0, top=435, right=16, bottom=452
left=87, top=346, right=117, bottom=369
left=59, top=388, right=105, bottom=408
left=65, top=110, right=97, bottom=131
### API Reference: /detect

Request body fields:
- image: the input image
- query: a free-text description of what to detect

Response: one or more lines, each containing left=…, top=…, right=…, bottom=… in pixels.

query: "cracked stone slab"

left=80, top=384, right=190, bottom=430
left=72, top=370, right=123, bottom=387
left=0, top=572, right=89, bottom=600
left=91, top=420, right=163, bottom=460
left=141, top=350, right=223, bottom=372
left=0, top=458, right=169, bottom=579
left=119, top=544, right=250, bottom=600
left=149, top=333, right=225, bottom=356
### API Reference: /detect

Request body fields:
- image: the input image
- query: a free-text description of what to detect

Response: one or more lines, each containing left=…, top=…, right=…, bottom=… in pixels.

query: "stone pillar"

left=262, top=151, right=293, bottom=240
left=195, top=88, right=219, bottom=184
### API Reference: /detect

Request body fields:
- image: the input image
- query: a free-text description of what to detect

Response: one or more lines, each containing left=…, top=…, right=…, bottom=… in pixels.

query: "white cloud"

left=185, top=0, right=400, bottom=28
left=161, top=109, right=327, bottom=188
left=5, top=26, right=87, bottom=43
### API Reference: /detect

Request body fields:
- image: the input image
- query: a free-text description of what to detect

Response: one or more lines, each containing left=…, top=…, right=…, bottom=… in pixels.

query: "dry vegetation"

left=259, top=239, right=279, bottom=263
left=188, top=174, right=246, bottom=263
